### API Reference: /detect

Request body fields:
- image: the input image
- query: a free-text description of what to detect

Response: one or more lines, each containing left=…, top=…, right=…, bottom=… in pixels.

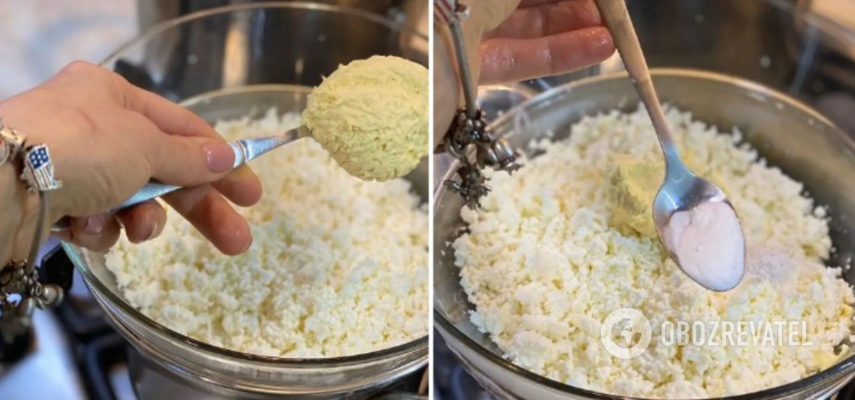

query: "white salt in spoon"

left=596, top=0, right=746, bottom=291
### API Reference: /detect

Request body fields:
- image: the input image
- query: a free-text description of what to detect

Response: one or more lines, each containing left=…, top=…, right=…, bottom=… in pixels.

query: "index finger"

left=479, top=27, right=614, bottom=84
left=113, top=76, right=263, bottom=207
left=115, top=77, right=220, bottom=139
left=484, top=0, right=602, bottom=40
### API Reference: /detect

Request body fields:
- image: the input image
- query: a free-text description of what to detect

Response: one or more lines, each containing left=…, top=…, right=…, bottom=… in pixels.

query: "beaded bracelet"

left=0, top=120, right=64, bottom=342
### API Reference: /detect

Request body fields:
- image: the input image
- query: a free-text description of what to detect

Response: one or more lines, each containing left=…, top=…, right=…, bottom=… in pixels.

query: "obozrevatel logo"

left=601, top=308, right=652, bottom=359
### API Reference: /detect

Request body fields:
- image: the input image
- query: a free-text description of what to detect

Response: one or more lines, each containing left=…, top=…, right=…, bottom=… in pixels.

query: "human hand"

left=0, top=61, right=261, bottom=257
left=477, top=0, right=615, bottom=84
left=433, top=0, right=615, bottom=143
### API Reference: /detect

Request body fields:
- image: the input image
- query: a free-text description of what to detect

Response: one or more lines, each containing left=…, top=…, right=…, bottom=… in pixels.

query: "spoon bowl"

left=651, top=159, right=729, bottom=230
left=653, top=162, right=746, bottom=291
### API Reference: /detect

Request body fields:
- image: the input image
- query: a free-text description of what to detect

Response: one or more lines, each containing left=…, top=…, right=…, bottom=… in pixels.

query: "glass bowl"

left=434, top=1, right=855, bottom=399
left=61, top=3, right=428, bottom=399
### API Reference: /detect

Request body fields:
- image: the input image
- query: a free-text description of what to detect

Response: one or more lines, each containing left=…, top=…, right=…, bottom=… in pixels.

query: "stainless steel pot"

left=121, top=0, right=428, bottom=103
left=137, top=0, right=425, bottom=31
left=62, top=3, right=429, bottom=400
left=135, top=0, right=430, bottom=58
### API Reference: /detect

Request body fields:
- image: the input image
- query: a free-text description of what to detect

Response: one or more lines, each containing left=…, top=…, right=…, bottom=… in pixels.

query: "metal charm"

left=0, top=120, right=26, bottom=168
left=437, top=0, right=521, bottom=209
left=1, top=265, right=64, bottom=342
left=21, top=144, right=63, bottom=193
left=0, top=261, right=37, bottom=341
left=0, top=198, right=63, bottom=342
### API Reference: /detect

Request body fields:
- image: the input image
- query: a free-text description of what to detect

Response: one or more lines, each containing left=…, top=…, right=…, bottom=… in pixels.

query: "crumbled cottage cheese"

left=454, top=106, right=855, bottom=398
left=106, top=110, right=428, bottom=358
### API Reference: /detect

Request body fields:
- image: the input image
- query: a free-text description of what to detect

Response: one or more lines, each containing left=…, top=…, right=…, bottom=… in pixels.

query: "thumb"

left=145, top=134, right=236, bottom=187
left=53, top=214, right=122, bottom=253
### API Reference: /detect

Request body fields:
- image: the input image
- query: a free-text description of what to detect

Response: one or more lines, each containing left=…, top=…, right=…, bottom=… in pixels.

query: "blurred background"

left=0, top=0, right=136, bottom=98
left=0, top=0, right=430, bottom=98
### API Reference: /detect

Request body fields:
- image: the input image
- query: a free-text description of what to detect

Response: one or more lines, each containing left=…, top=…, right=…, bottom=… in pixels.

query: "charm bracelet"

left=0, top=120, right=64, bottom=343
left=435, top=0, right=522, bottom=210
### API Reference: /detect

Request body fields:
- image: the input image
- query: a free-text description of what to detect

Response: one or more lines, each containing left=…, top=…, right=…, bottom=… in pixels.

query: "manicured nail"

left=83, top=215, right=106, bottom=235
left=204, top=143, right=235, bottom=173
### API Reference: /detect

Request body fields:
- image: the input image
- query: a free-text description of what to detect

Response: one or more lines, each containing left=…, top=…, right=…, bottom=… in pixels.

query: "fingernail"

left=204, top=143, right=235, bottom=173
left=145, top=221, right=159, bottom=242
left=83, top=215, right=106, bottom=235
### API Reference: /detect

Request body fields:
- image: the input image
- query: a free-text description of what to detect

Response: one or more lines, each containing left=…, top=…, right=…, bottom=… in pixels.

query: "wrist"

left=0, top=162, right=38, bottom=265
left=0, top=116, right=49, bottom=267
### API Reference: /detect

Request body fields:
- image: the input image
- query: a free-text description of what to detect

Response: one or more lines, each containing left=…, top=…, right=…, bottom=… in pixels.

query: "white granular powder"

left=105, top=109, right=428, bottom=358
left=664, top=201, right=745, bottom=291
left=744, top=247, right=798, bottom=285
left=454, top=106, right=855, bottom=398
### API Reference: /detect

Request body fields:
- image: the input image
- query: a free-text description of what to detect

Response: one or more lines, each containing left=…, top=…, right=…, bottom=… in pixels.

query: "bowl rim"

left=101, top=1, right=428, bottom=66
left=433, top=68, right=855, bottom=400
left=72, top=1, right=429, bottom=368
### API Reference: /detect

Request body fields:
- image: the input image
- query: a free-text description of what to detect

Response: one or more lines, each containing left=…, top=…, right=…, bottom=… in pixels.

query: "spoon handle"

left=595, top=0, right=680, bottom=162
left=50, top=127, right=305, bottom=232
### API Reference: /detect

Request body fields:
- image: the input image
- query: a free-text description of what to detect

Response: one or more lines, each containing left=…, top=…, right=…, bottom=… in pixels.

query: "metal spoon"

left=50, top=127, right=309, bottom=232
left=595, top=0, right=746, bottom=291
